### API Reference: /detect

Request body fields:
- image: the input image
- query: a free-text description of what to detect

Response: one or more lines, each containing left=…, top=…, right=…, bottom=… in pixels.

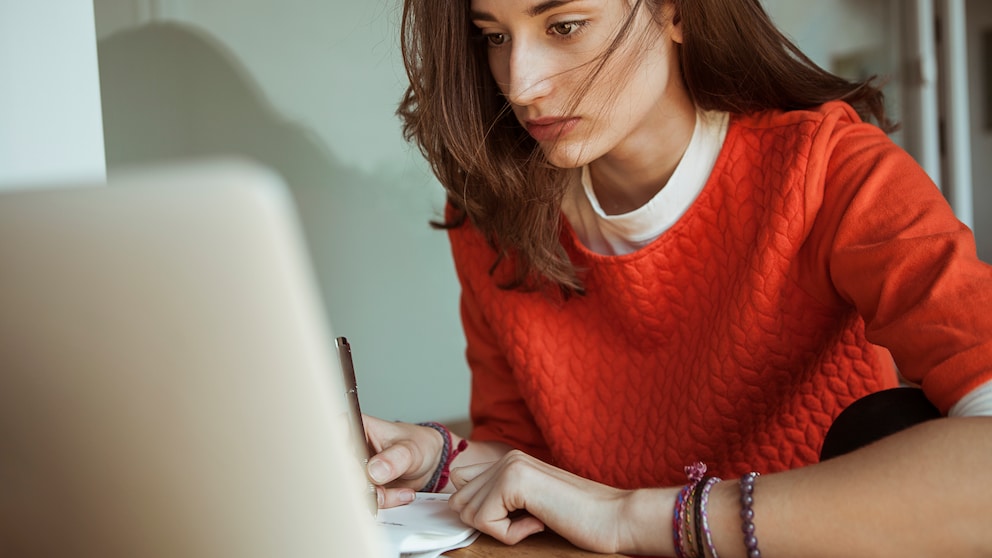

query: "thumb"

left=367, top=440, right=418, bottom=485
left=362, top=414, right=395, bottom=452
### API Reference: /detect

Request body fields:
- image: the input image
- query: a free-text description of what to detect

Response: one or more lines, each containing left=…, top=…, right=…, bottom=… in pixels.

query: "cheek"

left=487, top=52, right=510, bottom=95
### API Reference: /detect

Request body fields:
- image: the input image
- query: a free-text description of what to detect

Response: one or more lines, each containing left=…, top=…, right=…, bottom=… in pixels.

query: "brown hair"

left=397, top=0, right=894, bottom=294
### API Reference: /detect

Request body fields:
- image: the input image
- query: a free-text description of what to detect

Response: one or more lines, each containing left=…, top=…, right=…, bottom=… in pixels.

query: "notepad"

left=377, top=493, right=480, bottom=558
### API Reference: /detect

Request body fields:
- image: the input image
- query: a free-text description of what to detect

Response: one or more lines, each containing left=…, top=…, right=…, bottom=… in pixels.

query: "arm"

left=663, top=118, right=992, bottom=556
left=449, top=417, right=992, bottom=557
left=684, top=124, right=992, bottom=555
left=697, top=416, right=992, bottom=558
left=803, top=115, right=992, bottom=412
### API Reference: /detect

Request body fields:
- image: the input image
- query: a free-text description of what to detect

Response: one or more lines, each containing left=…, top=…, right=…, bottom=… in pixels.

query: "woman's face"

left=470, top=0, right=691, bottom=169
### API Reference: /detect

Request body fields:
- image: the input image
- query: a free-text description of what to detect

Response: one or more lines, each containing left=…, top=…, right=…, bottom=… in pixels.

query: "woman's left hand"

left=447, top=449, right=633, bottom=553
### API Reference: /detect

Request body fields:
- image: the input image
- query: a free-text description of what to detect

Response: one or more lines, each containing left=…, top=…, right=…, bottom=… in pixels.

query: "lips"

left=525, top=117, right=580, bottom=142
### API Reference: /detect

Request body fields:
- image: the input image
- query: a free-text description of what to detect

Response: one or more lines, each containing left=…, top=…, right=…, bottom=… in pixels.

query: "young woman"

left=364, top=1, right=992, bottom=556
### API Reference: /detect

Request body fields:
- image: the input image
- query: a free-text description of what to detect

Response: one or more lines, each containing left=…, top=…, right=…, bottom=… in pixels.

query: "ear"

left=670, top=20, right=683, bottom=44
left=664, top=1, right=684, bottom=44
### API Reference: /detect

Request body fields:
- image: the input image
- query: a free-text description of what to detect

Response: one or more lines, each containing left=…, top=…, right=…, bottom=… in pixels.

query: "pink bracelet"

left=673, top=461, right=708, bottom=558
left=672, top=482, right=692, bottom=558
left=436, top=437, right=468, bottom=492
left=697, top=476, right=722, bottom=558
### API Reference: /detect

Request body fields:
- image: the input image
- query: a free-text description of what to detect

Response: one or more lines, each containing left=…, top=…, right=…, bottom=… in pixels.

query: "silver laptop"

left=0, top=159, right=384, bottom=557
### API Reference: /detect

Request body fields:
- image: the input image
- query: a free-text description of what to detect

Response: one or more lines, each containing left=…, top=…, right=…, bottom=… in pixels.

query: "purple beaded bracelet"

left=739, top=472, right=762, bottom=558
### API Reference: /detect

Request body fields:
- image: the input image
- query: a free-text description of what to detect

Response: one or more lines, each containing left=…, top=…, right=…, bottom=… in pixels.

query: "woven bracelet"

left=673, top=462, right=709, bottom=558
left=672, top=482, right=691, bottom=558
left=417, top=422, right=450, bottom=492
left=436, top=437, right=468, bottom=492
left=416, top=422, right=468, bottom=492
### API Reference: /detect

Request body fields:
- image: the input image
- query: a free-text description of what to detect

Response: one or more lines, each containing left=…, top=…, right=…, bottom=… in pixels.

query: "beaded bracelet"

left=417, top=422, right=468, bottom=492
left=739, top=472, right=762, bottom=558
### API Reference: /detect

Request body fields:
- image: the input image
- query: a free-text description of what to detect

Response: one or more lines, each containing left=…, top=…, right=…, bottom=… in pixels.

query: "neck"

left=589, top=107, right=697, bottom=216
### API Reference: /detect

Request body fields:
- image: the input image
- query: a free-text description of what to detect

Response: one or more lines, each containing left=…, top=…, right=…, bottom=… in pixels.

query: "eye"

left=549, top=21, right=584, bottom=37
left=485, top=32, right=508, bottom=46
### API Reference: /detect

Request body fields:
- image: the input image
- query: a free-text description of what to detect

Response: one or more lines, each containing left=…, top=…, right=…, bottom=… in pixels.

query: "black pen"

left=335, top=336, right=378, bottom=518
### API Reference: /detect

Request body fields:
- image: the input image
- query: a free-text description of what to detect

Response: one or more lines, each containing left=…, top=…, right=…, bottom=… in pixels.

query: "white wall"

left=93, top=0, right=469, bottom=424
left=762, top=0, right=904, bottom=144
left=767, top=0, right=990, bottom=262
left=763, top=0, right=895, bottom=67
left=0, top=1, right=106, bottom=188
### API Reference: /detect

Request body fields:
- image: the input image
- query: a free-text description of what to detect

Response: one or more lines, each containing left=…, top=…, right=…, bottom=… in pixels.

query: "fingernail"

left=368, top=460, right=390, bottom=483
left=376, top=488, right=384, bottom=508
left=399, top=490, right=415, bottom=504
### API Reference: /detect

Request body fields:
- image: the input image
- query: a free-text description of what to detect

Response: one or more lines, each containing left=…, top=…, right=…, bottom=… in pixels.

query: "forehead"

left=469, top=0, right=597, bottom=16
left=468, top=0, right=645, bottom=20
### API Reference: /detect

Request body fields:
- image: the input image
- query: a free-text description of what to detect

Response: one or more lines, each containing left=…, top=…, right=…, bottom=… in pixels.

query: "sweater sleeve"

left=448, top=222, right=551, bottom=461
left=803, top=105, right=992, bottom=414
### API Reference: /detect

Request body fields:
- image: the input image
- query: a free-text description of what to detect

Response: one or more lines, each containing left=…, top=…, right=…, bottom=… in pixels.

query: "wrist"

left=416, top=421, right=468, bottom=492
left=414, top=422, right=445, bottom=488
left=705, top=474, right=761, bottom=558
left=617, top=487, right=679, bottom=556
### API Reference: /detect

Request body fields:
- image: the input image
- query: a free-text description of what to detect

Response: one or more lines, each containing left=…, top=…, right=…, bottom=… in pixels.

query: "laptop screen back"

left=0, top=159, right=383, bottom=557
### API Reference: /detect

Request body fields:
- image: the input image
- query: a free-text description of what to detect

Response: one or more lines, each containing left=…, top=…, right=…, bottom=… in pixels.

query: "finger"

left=464, top=494, right=545, bottom=545
left=450, top=462, right=495, bottom=489
left=367, top=440, right=417, bottom=485
left=377, top=486, right=417, bottom=509
left=500, top=515, right=546, bottom=545
left=449, top=463, right=499, bottom=514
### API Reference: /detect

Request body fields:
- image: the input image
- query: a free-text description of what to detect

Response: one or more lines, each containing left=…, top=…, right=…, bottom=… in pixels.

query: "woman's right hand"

left=363, top=415, right=445, bottom=508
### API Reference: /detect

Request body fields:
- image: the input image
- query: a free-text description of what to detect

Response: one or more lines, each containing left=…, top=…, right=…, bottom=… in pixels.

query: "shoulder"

left=732, top=101, right=866, bottom=132
left=728, top=101, right=893, bottom=155
left=724, top=101, right=904, bottom=189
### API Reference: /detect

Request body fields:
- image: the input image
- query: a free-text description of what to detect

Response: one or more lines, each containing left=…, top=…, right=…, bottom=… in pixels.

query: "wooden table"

left=445, top=530, right=627, bottom=557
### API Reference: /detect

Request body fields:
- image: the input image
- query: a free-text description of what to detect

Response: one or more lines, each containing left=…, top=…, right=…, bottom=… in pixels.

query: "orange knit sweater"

left=448, top=102, right=992, bottom=489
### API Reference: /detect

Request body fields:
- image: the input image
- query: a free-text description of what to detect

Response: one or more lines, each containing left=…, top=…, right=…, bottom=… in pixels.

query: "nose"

left=505, top=42, right=553, bottom=106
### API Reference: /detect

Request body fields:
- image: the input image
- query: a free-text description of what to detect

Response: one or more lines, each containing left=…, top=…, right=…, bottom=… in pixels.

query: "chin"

left=539, top=143, right=595, bottom=170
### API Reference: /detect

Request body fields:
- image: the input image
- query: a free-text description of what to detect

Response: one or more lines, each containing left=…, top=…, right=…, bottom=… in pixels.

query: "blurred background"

left=2, top=1, right=990, bottom=425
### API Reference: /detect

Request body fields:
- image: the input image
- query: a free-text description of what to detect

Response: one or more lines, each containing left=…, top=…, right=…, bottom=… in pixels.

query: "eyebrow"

left=470, top=0, right=580, bottom=22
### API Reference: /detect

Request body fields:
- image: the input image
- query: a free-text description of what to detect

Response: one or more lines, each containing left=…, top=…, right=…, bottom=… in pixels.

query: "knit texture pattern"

left=449, top=102, right=992, bottom=489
